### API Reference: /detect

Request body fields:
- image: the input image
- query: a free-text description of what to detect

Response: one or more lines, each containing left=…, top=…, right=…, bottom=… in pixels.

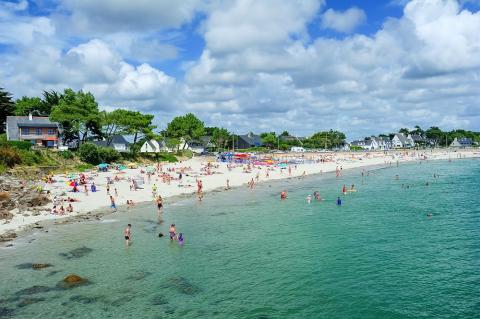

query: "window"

left=21, top=128, right=30, bottom=135
left=48, top=128, right=55, bottom=135
left=35, top=128, right=41, bottom=135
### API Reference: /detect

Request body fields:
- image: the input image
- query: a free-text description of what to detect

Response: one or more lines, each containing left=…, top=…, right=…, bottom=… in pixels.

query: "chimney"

left=28, top=112, right=33, bottom=121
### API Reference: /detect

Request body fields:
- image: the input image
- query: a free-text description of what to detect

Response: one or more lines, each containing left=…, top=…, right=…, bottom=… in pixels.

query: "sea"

left=0, top=158, right=479, bottom=318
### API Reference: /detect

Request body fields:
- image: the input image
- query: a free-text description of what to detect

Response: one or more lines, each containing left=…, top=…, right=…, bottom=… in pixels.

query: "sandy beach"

left=1, top=149, right=477, bottom=238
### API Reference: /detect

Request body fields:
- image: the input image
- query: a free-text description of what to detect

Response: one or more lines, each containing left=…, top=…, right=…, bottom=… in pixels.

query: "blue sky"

left=0, top=0, right=479, bottom=139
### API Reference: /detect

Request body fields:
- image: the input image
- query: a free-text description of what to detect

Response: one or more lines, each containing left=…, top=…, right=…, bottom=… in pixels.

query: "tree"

left=121, top=111, right=156, bottom=144
left=212, top=127, right=230, bottom=150
left=50, top=89, right=102, bottom=145
left=0, top=88, right=15, bottom=134
left=399, top=128, right=410, bottom=135
left=14, top=96, right=43, bottom=116
left=280, top=131, right=290, bottom=137
left=101, top=109, right=128, bottom=146
left=410, top=125, right=424, bottom=136
left=166, top=113, right=205, bottom=149
left=307, top=130, right=346, bottom=149
left=41, top=90, right=62, bottom=115
left=425, top=126, right=444, bottom=146
left=261, top=133, right=277, bottom=149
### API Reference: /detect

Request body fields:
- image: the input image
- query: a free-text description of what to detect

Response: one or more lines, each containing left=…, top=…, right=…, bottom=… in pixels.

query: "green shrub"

left=74, top=163, right=94, bottom=172
left=8, top=140, right=32, bottom=150
left=0, top=147, right=22, bottom=167
left=156, top=152, right=177, bottom=162
left=78, top=143, right=101, bottom=165
left=17, top=149, right=43, bottom=165
left=98, top=147, right=120, bottom=163
left=58, top=150, right=74, bottom=159
left=0, top=163, right=7, bottom=174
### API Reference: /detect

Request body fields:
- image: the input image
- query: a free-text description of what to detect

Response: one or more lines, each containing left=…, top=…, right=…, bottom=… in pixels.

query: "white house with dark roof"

left=6, top=114, right=60, bottom=148
left=392, top=133, right=415, bottom=148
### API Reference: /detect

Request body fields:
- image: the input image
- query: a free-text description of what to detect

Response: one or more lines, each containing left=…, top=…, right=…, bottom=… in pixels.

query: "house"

left=392, top=133, right=415, bottom=148
left=236, top=132, right=262, bottom=149
left=350, top=138, right=378, bottom=150
left=140, top=137, right=213, bottom=154
left=450, top=137, right=473, bottom=148
left=6, top=114, right=60, bottom=148
left=92, top=135, right=129, bottom=152
left=291, top=146, right=305, bottom=153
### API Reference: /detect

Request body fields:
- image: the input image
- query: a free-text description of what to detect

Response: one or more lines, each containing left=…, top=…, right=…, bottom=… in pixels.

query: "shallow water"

left=1, top=159, right=479, bottom=318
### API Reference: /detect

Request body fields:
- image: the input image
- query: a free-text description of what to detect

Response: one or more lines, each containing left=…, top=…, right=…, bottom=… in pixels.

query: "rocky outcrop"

left=0, top=175, right=51, bottom=223
left=0, top=231, right=17, bottom=242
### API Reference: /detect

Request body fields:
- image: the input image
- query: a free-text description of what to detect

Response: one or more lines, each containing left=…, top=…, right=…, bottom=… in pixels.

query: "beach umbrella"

left=98, top=163, right=109, bottom=168
left=146, top=166, right=156, bottom=173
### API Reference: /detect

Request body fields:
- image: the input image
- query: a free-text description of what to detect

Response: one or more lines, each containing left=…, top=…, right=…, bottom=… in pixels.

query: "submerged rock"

left=151, top=294, right=169, bottom=306
left=17, top=297, right=45, bottom=308
left=15, top=263, right=34, bottom=269
left=15, top=285, right=51, bottom=296
left=15, top=263, right=52, bottom=270
left=46, top=270, right=61, bottom=277
left=160, top=276, right=201, bottom=295
left=59, top=246, right=93, bottom=259
left=69, top=295, right=99, bottom=304
left=0, top=307, right=14, bottom=317
left=127, top=271, right=152, bottom=281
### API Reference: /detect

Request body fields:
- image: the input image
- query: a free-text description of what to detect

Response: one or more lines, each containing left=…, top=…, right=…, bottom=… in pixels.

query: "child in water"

left=178, top=233, right=184, bottom=246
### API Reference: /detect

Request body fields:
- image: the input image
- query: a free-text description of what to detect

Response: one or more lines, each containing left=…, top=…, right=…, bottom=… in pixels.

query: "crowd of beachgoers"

left=0, top=149, right=477, bottom=240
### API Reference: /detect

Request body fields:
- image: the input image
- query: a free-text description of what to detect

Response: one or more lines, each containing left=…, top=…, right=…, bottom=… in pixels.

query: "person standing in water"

left=124, top=224, right=132, bottom=247
left=110, top=195, right=117, bottom=212
left=280, top=191, right=287, bottom=200
left=169, top=224, right=177, bottom=241
left=336, top=197, right=342, bottom=206
left=342, top=184, right=347, bottom=195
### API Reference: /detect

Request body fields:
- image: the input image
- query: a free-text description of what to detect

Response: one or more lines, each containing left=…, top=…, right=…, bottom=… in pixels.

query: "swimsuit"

left=125, top=236, right=130, bottom=240
left=169, top=232, right=175, bottom=239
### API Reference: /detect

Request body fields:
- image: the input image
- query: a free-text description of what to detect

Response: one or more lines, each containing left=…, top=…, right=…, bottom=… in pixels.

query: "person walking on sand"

left=197, top=179, right=203, bottom=194
left=124, top=224, right=132, bottom=246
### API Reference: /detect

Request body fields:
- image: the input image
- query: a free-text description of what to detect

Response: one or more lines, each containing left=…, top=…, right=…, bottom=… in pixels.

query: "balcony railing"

left=20, top=134, right=58, bottom=140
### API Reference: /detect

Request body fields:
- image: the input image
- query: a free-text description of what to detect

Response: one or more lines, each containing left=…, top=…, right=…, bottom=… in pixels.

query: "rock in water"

left=32, top=263, right=52, bottom=270
left=57, top=274, right=89, bottom=289
left=64, top=274, right=83, bottom=283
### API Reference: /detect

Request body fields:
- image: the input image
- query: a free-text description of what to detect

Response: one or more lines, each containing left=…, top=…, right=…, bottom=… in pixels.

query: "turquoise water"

left=0, top=159, right=479, bottom=318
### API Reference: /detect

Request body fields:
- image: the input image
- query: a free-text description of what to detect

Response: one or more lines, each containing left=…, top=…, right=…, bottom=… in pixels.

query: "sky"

left=0, top=0, right=479, bottom=139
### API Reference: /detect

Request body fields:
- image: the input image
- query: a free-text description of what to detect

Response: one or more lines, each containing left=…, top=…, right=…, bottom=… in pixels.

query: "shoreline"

left=1, top=149, right=478, bottom=242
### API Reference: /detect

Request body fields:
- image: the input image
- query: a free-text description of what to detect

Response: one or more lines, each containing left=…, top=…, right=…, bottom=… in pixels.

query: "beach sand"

left=1, top=149, right=477, bottom=238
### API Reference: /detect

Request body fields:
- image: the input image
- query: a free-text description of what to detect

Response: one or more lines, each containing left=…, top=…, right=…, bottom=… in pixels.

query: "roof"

left=458, top=137, right=473, bottom=145
left=238, top=133, right=262, bottom=147
left=394, top=133, right=408, bottom=144
left=280, top=135, right=306, bottom=142
left=6, top=116, right=59, bottom=141
left=410, top=134, right=425, bottom=142
left=92, top=135, right=129, bottom=148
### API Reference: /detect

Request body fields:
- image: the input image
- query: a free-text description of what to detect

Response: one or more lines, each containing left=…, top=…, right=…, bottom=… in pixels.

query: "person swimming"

left=280, top=191, right=287, bottom=200
left=313, top=191, right=321, bottom=201
left=336, top=197, right=342, bottom=206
